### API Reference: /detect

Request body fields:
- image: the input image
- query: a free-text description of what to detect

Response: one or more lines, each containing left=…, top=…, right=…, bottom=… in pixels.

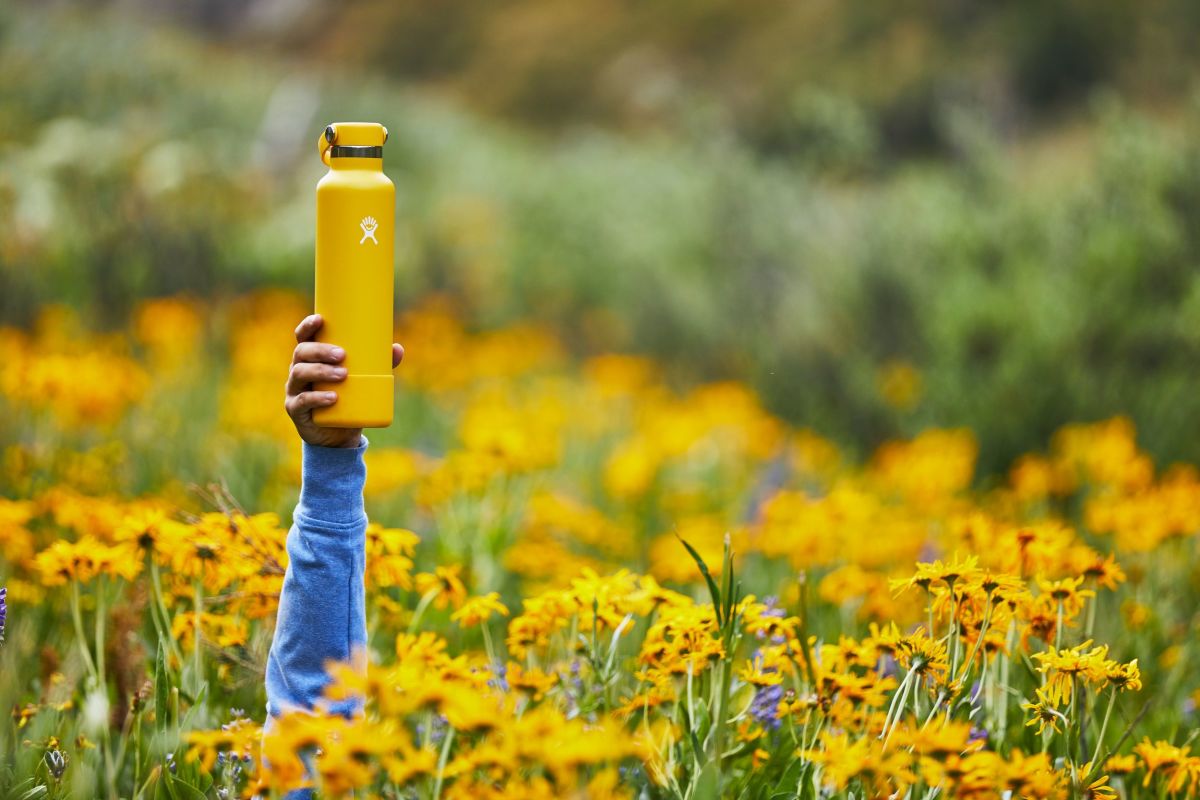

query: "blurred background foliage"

left=3, top=0, right=1200, bottom=474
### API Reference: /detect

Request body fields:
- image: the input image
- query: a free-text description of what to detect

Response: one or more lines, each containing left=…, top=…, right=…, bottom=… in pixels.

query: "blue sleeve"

left=265, top=437, right=369, bottom=721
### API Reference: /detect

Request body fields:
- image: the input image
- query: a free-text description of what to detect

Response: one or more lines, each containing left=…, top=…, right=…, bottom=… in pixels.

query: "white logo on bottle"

left=359, top=216, right=379, bottom=245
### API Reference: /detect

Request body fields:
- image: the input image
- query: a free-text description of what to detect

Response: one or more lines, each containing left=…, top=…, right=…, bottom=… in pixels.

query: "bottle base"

left=312, top=373, right=394, bottom=428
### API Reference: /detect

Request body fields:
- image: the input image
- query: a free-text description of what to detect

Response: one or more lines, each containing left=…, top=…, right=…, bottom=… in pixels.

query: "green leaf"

left=170, top=687, right=181, bottom=738
left=149, top=768, right=171, bottom=800
left=678, top=535, right=723, bottom=626
left=692, top=761, right=720, bottom=800
left=181, top=683, right=208, bottom=729
left=174, top=750, right=214, bottom=792
left=18, top=784, right=49, bottom=800
left=798, top=764, right=817, bottom=800
left=154, top=641, right=170, bottom=734
left=770, top=758, right=807, bottom=798
left=164, top=774, right=209, bottom=800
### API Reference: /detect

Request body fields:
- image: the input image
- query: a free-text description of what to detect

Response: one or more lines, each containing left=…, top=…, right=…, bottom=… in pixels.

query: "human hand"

left=285, top=314, right=404, bottom=448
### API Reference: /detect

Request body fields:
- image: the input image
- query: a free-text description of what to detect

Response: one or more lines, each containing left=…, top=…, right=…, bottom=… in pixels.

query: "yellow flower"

left=1104, top=753, right=1137, bottom=774
left=395, top=632, right=450, bottom=667
left=1037, top=575, right=1095, bottom=619
left=363, top=448, right=427, bottom=495
left=870, top=428, right=977, bottom=505
left=366, top=524, right=419, bottom=590
left=1032, top=641, right=1110, bottom=706
left=899, top=718, right=977, bottom=759
left=802, top=731, right=916, bottom=795
left=506, top=663, right=558, bottom=700
left=34, top=536, right=141, bottom=586
left=1010, top=453, right=1073, bottom=501
left=894, top=627, right=949, bottom=680
left=1071, top=764, right=1118, bottom=800
left=172, top=612, right=248, bottom=651
left=1000, top=750, right=1066, bottom=799
left=133, top=295, right=203, bottom=370
left=451, top=592, right=509, bottom=627
left=441, top=688, right=504, bottom=733
left=0, top=498, right=37, bottom=566
left=1133, top=737, right=1190, bottom=788
left=1102, top=658, right=1142, bottom=692
left=382, top=744, right=439, bottom=786
left=414, top=565, right=468, bottom=610
left=1022, top=688, right=1066, bottom=735
left=603, top=435, right=661, bottom=500
left=1080, top=552, right=1126, bottom=591
left=185, top=717, right=261, bottom=772
left=316, top=720, right=412, bottom=795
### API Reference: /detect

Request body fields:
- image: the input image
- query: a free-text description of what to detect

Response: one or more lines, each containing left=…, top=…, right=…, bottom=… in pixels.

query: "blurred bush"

left=267, top=0, right=1199, bottom=152
left=3, top=5, right=1200, bottom=474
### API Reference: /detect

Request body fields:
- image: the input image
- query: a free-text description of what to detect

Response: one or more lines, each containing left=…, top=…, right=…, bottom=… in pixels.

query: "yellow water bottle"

left=312, top=122, right=395, bottom=428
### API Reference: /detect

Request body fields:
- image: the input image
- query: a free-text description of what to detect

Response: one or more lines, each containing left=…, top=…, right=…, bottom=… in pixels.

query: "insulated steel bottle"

left=312, top=121, right=395, bottom=428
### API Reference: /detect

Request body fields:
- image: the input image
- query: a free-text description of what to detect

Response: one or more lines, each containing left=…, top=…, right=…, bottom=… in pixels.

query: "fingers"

left=295, top=314, right=323, bottom=343
left=292, top=341, right=345, bottom=366
left=286, top=362, right=347, bottom=396
left=285, top=390, right=338, bottom=419
left=291, top=321, right=402, bottom=370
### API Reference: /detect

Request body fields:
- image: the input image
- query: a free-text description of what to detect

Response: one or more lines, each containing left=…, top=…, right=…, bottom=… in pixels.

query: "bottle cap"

left=318, top=122, right=388, bottom=165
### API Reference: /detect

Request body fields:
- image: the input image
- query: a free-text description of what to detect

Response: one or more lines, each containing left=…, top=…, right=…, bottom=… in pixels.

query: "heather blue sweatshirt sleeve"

left=265, top=437, right=369, bottom=723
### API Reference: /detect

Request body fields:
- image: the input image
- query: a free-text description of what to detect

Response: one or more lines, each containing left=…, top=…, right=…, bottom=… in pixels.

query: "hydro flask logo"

left=359, top=216, right=379, bottom=245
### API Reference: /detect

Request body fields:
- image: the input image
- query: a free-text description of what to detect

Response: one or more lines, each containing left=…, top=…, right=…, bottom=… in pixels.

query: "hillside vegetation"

left=3, top=5, right=1200, bottom=471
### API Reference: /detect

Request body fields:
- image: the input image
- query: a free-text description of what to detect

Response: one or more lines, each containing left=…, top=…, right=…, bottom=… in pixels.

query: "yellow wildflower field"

left=1, top=292, right=1198, bottom=798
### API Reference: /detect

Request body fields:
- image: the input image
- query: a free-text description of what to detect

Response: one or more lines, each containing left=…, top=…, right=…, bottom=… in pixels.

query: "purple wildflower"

left=0, top=586, right=6, bottom=645
left=759, top=596, right=786, bottom=619
left=877, top=653, right=898, bottom=679
left=968, top=725, right=989, bottom=745
left=489, top=662, right=510, bottom=692
left=756, top=596, right=788, bottom=643
left=750, top=681, right=785, bottom=730
left=416, top=715, right=448, bottom=745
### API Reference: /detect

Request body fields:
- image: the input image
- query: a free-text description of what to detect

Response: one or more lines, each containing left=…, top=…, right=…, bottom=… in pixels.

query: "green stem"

left=1091, top=687, right=1117, bottom=765
left=95, top=576, right=107, bottom=690
left=1085, top=586, right=1098, bottom=641
left=948, top=592, right=961, bottom=680
left=481, top=622, right=498, bottom=668
left=192, top=580, right=204, bottom=695
left=432, top=726, right=455, bottom=800
left=954, top=596, right=992, bottom=688
left=686, top=660, right=697, bottom=741
left=149, top=560, right=183, bottom=665
left=922, top=690, right=948, bottom=728
left=793, top=569, right=819, bottom=742
left=926, top=589, right=934, bottom=646
left=711, top=654, right=735, bottom=778
left=132, top=712, right=142, bottom=798
left=881, top=666, right=916, bottom=749
left=997, top=619, right=1016, bottom=742
left=1066, top=676, right=1079, bottom=762
left=70, top=581, right=99, bottom=681
left=407, top=588, right=441, bottom=635
left=1055, top=600, right=1064, bottom=652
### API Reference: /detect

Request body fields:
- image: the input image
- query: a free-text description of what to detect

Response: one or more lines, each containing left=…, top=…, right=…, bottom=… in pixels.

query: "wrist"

left=332, top=432, right=364, bottom=448
left=303, top=428, right=364, bottom=449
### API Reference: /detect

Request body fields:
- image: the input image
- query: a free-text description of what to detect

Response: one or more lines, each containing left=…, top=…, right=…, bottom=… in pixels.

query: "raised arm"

left=265, top=438, right=369, bottom=718
left=265, top=315, right=403, bottom=720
